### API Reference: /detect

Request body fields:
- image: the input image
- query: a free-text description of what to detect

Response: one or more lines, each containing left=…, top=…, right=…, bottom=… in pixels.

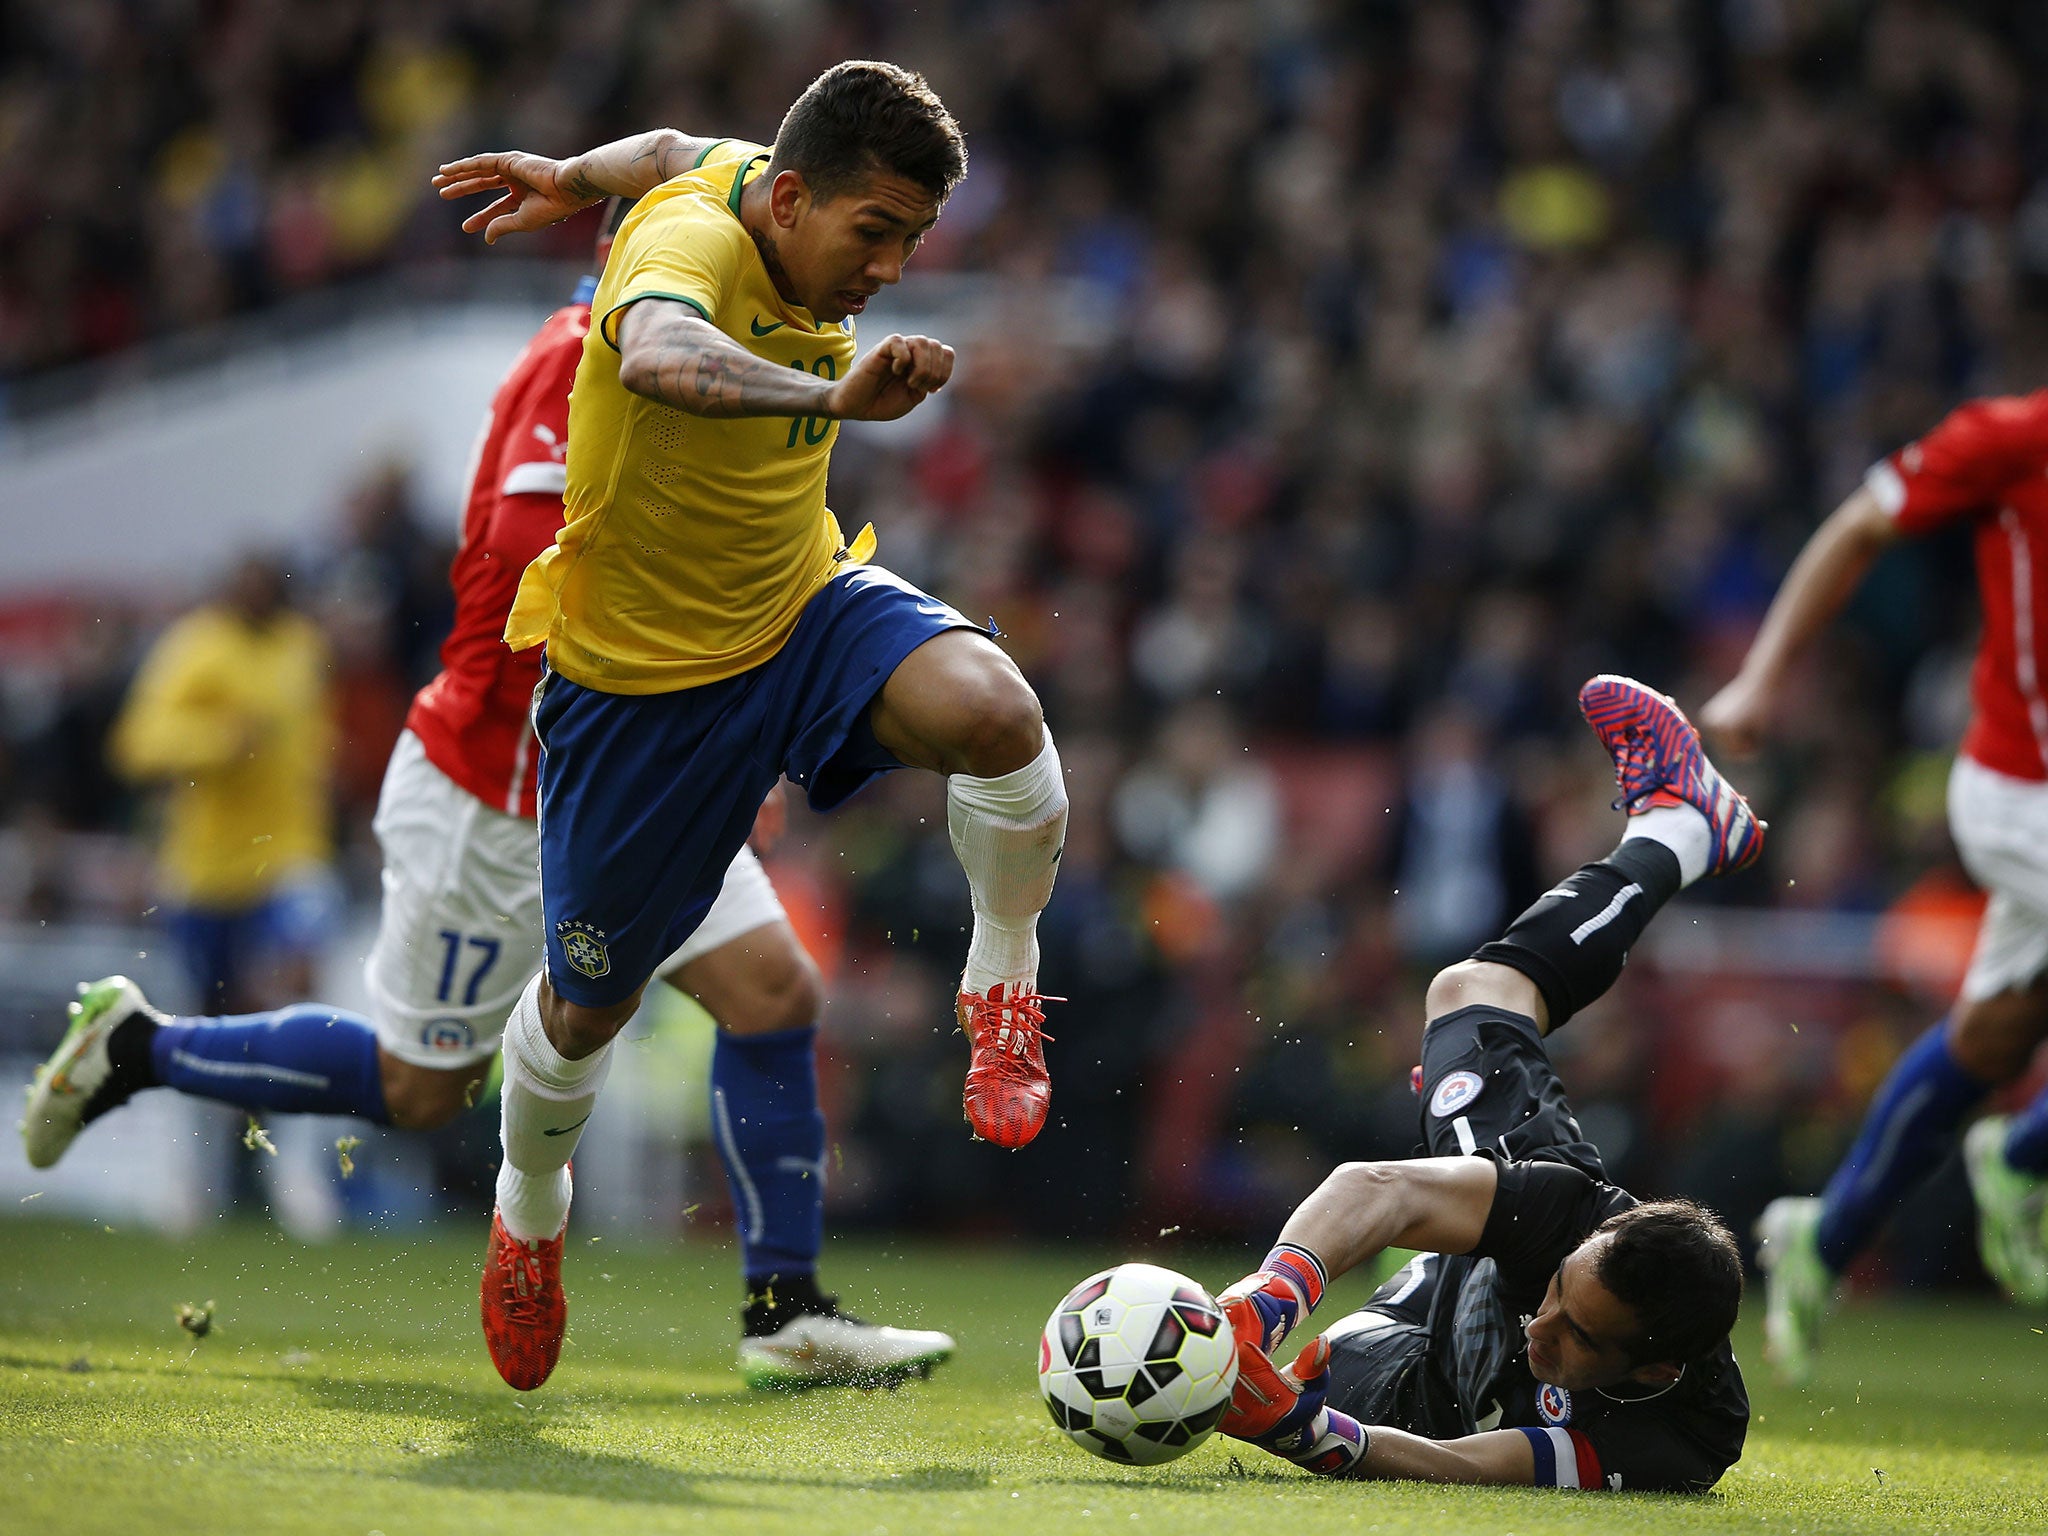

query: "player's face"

left=1522, top=1239, right=1657, bottom=1391
left=779, top=168, right=940, bottom=323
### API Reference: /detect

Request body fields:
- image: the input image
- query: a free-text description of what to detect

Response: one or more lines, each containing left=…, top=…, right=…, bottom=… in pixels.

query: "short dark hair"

left=771, top=60, right=966, bottom=203
left=1590, top=1199, right=1743, bottom=1366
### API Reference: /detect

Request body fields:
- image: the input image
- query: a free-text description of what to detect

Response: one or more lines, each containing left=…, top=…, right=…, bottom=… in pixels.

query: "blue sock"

left=1815, top=1020, right=1986, bottom=1271
left=710, top=1025, right=825, bottom=1285
left=148, top=1005, right=390, bottom=1123
left=2002, top=1085, right=2048, bottom=1174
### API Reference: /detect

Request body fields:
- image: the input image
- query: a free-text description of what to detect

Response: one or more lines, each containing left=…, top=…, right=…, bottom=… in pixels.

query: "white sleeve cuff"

left=501, top=460, right=568, bottom=498
left=1864, top=459, right=1908, bottom=517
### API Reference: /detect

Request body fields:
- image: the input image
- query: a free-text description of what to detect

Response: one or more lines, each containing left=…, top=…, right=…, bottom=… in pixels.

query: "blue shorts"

left=164, top=866, right=345, bottom=1009
left=535, top=564, right=976, bottom=1008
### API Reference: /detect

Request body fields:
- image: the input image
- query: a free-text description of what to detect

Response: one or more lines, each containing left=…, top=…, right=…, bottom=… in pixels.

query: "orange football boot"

left=958, top=983, right=1057, bottom=1148
left=481, top=1209, right=567, bottom=1390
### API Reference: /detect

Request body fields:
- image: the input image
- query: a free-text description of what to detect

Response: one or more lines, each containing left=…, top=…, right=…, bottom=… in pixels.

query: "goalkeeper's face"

left=772, top=167, right=941, bottom=324
left=1522, top=1238, right=1679, bottom=1393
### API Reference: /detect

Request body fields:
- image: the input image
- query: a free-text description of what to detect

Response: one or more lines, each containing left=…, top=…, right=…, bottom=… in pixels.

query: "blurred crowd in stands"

left=5, top=0, right=2046, bottom=1279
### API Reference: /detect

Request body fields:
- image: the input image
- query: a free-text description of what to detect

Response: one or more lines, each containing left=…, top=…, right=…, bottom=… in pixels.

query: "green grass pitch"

left=3, top=1219, right=2045, bottom=1535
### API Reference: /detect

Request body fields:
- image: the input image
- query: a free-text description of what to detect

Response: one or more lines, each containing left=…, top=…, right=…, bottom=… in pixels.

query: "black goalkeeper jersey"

left=1324, top=1155, right=1749, bottom=1493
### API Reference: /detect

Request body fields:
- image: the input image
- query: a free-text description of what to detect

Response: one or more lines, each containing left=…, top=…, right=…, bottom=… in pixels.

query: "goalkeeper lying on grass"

left=1217, top=676, right=1755, bottom=1493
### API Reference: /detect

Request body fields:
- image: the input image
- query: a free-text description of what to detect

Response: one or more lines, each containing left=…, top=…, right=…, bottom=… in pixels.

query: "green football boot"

left=1755, top=1196, right=1835, bottom=1386
left=19, top=976, right=157, bottom=1170
left=1964, top=1116, right=2048, bottom=1307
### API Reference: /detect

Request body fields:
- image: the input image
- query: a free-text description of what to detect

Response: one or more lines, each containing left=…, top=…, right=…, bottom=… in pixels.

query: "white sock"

left=1623, top=803, right=1712, bottom=888
left=494, top=972, right=613, bottom=1241
left=947, top=731, right=1069, bottom=996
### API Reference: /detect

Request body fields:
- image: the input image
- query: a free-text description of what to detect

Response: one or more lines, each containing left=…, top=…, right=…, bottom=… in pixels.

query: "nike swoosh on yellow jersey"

left=750, top=317, right=785, bottom=335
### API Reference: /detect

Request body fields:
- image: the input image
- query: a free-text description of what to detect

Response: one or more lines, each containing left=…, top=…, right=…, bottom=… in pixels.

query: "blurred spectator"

left=109, top=555, right=339, bottom=1009
left=1114, top=699, right=1282, bottom=908
left=12, top=610, right=135, bottom=833
left=1386, top=704, right=1538, bottom=966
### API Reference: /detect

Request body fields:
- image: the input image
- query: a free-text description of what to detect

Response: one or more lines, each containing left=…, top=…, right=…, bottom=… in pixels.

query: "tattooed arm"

left=434, top=130, right=717, bottom=243
left=557, top=130, right=719, bottom=199
left=617, top=300, right=956, bottom=423
left=616, top=302, right=836, bottom=418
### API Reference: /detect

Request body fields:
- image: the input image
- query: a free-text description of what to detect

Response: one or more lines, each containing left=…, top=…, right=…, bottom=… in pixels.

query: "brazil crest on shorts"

left=555, top=920, right=610, bottom=979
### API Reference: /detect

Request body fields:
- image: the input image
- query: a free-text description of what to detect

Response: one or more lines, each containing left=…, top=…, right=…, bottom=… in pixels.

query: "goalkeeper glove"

left=1222, top=1331, right=1368, bottom=1477
left=1216, top=1242, right=1328, bottom=1354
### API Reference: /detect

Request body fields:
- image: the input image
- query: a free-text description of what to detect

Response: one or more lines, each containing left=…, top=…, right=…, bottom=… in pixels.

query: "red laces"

left=962, top=988, right=1062, bottom=1058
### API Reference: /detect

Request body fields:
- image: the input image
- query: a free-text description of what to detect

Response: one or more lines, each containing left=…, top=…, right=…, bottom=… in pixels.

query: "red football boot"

left=481, top=1209, right=567, bottom=1390
left=958, top=983, right=1057, bottom=1148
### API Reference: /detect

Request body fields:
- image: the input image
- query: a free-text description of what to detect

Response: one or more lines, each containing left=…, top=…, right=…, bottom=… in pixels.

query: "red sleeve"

left=1867, top=392, right=2048, bottom=534
left=490, top=309, right=586, bottom=503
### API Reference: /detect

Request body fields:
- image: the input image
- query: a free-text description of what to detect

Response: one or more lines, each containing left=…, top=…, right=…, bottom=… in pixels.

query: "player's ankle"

left=961, top=935, right=1038, bottom=998
left=109, top=1012, right=160, bottom=1084
left=1620, top=802, right=1712, bottom=886
left=742, top=1270, right=828, bottom=1334
left=495, top=1166, right=571, bottom=1243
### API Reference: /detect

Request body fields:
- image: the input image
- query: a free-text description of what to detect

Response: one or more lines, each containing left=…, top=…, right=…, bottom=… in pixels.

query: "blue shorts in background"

left=164, top=865, right=346, bottom=1009
left=534, top=564, right=977, bottom=1008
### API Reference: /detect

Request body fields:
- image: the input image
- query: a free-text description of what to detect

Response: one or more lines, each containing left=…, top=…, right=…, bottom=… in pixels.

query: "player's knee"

left=1948, top=990, right=2048, bottom=1083
left=954, top=667, right=1044, bottom=778
left=718, top=942, right=824, bottom=1036
left=540, top=981, right=639, bottom=1057
left=1423, top=958, right=1548, bottom=1032
left=780, top=947, right=825, bottom=1028
left=377, top=1054, right=476, bottom=1131
left=1424, top=961, right=1493, bottom=1024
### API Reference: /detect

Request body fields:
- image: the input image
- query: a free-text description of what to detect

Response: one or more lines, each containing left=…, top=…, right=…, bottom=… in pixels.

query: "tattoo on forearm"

left=630, top=311, right=832, bottom=419
left=628, top=138, right=682, bottom=187
left=630, top=134, right=693, bottom=186
left=573, top=129, right=696, bottom=200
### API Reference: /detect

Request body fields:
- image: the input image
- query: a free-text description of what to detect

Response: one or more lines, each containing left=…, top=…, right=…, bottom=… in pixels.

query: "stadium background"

left=2, top=0, right=2043, bottom=1296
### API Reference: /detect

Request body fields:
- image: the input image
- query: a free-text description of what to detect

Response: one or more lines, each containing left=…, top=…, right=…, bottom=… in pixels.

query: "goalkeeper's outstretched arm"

left=1274, top=1155, right=1498, bottom=1283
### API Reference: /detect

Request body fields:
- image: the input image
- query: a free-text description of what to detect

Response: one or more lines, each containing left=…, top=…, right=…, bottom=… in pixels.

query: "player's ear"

left=1626, top=1359, right=1684, bottom=1387
left=768, top=169, right=807, bottom=229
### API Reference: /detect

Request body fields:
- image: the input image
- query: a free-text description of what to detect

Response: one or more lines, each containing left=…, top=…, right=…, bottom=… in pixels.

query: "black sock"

left=1471, top=839, right=1681, bottom=1028
left=83, top=1015, right=161, bottom=1123
left=742, top=1271, right=833, bottom=1335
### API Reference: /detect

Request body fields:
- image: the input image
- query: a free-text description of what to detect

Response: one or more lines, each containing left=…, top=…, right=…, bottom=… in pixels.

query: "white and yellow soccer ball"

left=1038, top=1262, right=1238, bottom=1465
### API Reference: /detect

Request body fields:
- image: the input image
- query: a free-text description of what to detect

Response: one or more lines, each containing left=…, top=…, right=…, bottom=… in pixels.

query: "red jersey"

left=404, top=304, right=587, bottom=818
left=1868, top=391, right=2048, bottom=780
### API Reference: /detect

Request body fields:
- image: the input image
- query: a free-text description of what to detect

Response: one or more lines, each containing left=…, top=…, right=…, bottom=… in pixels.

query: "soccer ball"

left=1038, top=1262, right=1238, bottom=1466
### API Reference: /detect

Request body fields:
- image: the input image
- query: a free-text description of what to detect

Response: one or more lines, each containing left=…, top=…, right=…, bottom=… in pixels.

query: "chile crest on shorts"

left=1429, top=1069, right=1484, bottom=1118
left=555, top=919, right=611, bottom=979
left=421, top=1018, right=476, bottom=1053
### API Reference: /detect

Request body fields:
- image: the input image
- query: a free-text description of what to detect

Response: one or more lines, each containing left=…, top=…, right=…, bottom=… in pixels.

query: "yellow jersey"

left=506, top=138, right=869, bottom=693
left=109, top=606, right=333, bottom=910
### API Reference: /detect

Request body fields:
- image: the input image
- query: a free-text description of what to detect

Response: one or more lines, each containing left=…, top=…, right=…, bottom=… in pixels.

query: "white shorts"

left=1949, top=754, right=2048, bottom=1001
left=363, top=731, right=790, bottom=1067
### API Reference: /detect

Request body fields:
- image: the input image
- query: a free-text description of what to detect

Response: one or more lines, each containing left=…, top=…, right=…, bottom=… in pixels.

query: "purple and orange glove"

left=1216, top=1242, right=1328, bottom=1355
left=1220, top=1330, right=1368, bottom=1476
